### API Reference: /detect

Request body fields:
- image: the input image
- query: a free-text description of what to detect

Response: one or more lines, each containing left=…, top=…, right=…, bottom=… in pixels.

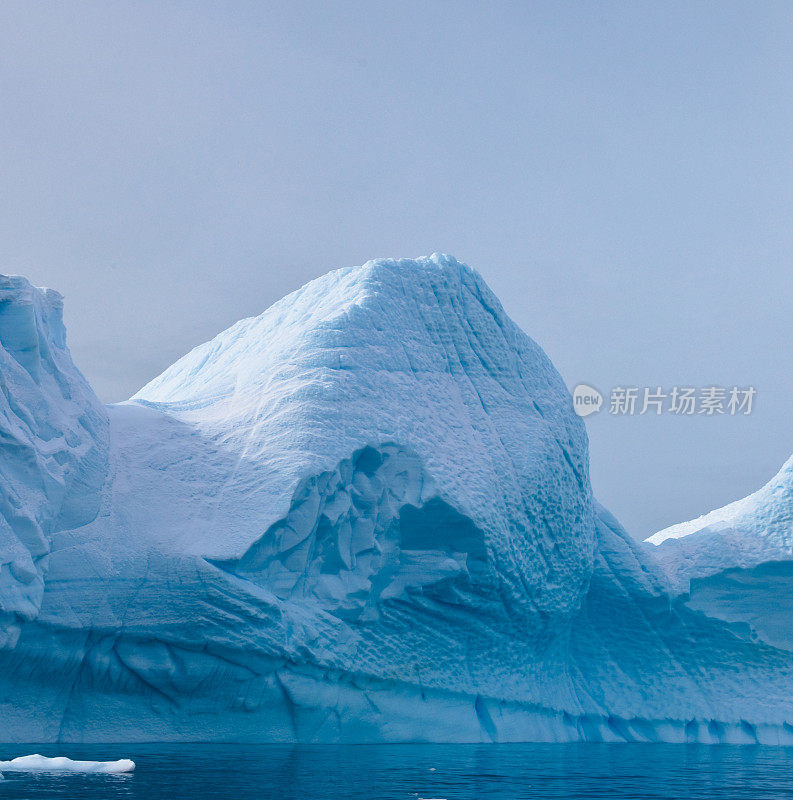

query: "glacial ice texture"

left=2, top=256, right=793, bottom=743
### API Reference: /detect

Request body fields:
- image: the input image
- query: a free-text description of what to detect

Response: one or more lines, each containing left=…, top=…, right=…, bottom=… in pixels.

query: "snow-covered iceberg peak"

left=0, top=274, right=108, bottom=648
left=648, top=454, right=793, bottom=588
left=646, top=453, right=793, bottom=652
left=133, top=254, right=595, bottom=636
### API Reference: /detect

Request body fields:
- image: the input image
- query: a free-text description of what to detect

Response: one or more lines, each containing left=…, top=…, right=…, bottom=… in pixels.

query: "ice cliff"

left=0, top=276, right=107, bottom=649
left=1, top=255, right=793, bottom=743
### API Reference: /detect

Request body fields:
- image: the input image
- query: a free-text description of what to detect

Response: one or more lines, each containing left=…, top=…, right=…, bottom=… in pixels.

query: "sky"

left=1, top=1, right=792, bottom=539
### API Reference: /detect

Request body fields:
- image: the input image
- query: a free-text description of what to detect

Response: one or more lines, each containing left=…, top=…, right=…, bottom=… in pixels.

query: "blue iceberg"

left=1, top=256, right=792, bottom=743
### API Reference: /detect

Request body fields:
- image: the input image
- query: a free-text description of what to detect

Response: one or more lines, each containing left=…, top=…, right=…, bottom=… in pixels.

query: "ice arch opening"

left=211, top=444, right=489, bottom=621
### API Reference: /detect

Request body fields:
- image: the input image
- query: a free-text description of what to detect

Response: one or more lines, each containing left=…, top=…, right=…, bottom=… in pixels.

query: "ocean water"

left=1, top=743, right=793, bottom=799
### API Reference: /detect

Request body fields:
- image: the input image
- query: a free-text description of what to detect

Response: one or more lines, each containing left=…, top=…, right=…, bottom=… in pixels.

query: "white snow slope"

left=649, top=456, right=793, bottom=651
left=2, top=255, right=793, bottom=744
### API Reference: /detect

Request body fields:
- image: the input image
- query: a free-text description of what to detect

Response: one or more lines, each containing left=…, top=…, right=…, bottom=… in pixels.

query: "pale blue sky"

left=2, top=1, right=791, bottom=538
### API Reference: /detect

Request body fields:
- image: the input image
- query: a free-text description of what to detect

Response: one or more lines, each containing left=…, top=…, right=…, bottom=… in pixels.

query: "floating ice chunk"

left=0, top=755, right=135, bottom=773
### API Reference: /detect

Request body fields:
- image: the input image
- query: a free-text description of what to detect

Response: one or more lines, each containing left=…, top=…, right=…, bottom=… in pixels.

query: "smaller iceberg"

left=0, top=755, right=135, bottom=773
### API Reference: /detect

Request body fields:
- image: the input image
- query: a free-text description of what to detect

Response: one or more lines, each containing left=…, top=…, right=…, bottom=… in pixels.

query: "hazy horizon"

left=2, top=1, right=791, bottom=538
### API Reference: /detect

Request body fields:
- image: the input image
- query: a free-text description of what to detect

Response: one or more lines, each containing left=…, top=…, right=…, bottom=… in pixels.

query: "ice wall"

left=0, top=275, right=108, bottom=649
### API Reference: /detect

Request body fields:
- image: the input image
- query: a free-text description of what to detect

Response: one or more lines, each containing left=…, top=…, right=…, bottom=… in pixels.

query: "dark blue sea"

left=2, top=743, right=793, bottom=799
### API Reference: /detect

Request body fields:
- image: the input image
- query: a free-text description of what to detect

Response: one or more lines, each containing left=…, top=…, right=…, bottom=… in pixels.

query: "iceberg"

left=0, top=755, right=134, bottom=773
left=1, top=254, right=793, bottom=743
left=648, top=456, right=793, bottom=651
left=648, top=455, right=793, bottom=586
